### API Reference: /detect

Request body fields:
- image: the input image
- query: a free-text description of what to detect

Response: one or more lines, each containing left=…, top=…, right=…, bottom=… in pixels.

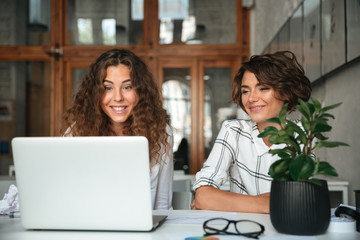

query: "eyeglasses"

left=203, top=218, right=265, bottom=239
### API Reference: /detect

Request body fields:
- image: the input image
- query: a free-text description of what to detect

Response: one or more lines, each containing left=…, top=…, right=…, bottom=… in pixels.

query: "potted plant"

left=258, top=97, right=349, bottom=235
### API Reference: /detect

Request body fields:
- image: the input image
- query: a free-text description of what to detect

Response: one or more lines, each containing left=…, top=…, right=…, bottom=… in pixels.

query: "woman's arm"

left=192, top=121, right=270, bottom=213
left=192, top=186, right=270, bottom=213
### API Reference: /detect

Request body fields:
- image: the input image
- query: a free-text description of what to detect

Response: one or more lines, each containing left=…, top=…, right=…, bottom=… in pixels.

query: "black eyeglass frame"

left=203, top=217, right=265, bottom=239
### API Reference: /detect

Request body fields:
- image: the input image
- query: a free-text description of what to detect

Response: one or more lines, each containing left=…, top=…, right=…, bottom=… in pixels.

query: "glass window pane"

left=204, top=68, right=233, bottom=158
left=158, top=0, right=236, bottom=45
left=102, top=19, right=116, bottom=45
left=162, top=68, right=191, bottom=173
left=0, top=0, right=51, bottom=46
left=0, top=61, right=50, bottom=175
left=77, top=18, right=94, bottom=44
left=67, top=0, right=143, bottom=46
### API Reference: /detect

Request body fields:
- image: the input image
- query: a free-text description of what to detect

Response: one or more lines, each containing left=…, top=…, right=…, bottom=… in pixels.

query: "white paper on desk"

left=160, top=211, right=239, bottom=224
left=0, top=184, right=19, bottom=215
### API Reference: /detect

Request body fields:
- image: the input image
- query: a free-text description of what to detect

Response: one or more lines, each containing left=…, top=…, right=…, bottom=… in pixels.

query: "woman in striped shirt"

left=192, top=51, right=312, bottom=213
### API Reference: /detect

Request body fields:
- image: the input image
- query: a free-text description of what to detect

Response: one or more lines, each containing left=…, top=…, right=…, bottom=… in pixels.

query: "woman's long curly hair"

left=232, top=51, right=312, bottom=113
left=61, top=49, right=171, bottom=164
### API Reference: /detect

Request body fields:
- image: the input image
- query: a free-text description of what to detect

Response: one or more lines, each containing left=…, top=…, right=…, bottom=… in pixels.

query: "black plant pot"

left=270, top=180, right=330, bottom=235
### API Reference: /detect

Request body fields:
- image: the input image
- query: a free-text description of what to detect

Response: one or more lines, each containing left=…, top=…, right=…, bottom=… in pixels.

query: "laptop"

left=12, top=136, right=167, bottom=231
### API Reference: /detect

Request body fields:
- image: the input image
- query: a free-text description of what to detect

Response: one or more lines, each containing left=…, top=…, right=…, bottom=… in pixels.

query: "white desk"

left=0, top=210, right=359, bottom=240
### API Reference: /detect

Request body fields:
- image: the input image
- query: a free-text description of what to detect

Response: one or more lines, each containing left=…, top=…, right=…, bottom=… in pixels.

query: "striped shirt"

left=193, top=119, right=288, bottom=195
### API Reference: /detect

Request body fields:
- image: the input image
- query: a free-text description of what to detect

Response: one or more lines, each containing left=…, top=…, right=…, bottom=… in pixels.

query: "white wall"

left=250, top=0, right=360, bottom=205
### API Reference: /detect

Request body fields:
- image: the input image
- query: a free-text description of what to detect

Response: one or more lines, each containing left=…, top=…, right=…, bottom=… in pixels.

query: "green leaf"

left=268, top=134, right=293, bottom=145
left=279, top=104, right=288, bottom=124
left=296, top=105, right=309, bottom=119
left=297, top=99, right=310, bottom=119
left=258, top=126, right=279, bottom=138
left=267, top=135, right=279, bottom=144
left=313, top=119, right=330, bottom=129
left=286, top=120, right=307, bottom=144
left=285, top=127, right=295, bottom=137
left=289, top=154, right=315, bottom=180
left=312, top=141, right=349, bottom=152
left=276, top=151, right=291, bottom=159
left=313, top=123, right=332, bottom=133
left=301, top=116, right=310, bottom=132
left=308, top=103, right=315, bottom=116
left=313, top=117, right=329, bottom=124
left=321, top=102, right=342, bottom=112
left=269, top=147, right=295, bottom=157
left=273, top=159, right=289, bottom=174
left=278, top=129, right=288, bottom=137
left=299, top=99, right=315, bottom=119
left=321, top=113, right=335, bottom=120
left=266, top=117, right=282, bottom=125
left=311, top=97, right=322, bottom=113
left=314, top=132, right=328, bottom=141
left=288, top=136, right=301, bottom=153
left=316, top=161, right=338, bottom=177
left=269, top=159, right=291, bottom=180
left=309, top=178, right=323, bottom=185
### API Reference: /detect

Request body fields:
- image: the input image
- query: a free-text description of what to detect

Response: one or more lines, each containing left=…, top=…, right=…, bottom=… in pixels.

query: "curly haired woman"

left=61, top=49, right=173, bottom=210
left=191, top=51, right=312, bottom=213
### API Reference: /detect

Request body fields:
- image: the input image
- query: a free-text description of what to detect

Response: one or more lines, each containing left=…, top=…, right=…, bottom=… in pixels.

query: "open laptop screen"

left=12, top=136, right=164, bottom=231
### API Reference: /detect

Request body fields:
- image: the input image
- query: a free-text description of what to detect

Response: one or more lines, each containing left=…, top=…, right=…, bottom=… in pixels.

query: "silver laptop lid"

left=12, top=136, right=155, bottom=231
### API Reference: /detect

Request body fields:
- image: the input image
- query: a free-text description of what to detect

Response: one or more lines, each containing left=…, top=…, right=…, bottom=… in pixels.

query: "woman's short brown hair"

left=232, top=51, right=312, bottom=112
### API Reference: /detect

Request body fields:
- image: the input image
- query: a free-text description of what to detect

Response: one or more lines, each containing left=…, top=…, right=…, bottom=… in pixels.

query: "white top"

left=150, top=125, right=174, bottom=210
left=193, top=119, right=286, bottom=195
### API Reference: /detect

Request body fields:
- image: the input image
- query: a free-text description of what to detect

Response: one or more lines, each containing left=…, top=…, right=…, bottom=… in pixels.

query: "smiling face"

left=101, top=64, right=137, bottom=135
left=241, top=71, right=285, bottom=132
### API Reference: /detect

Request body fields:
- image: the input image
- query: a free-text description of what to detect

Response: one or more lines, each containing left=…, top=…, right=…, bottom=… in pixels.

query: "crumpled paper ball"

left=0, top=184, right=19, bottom=214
